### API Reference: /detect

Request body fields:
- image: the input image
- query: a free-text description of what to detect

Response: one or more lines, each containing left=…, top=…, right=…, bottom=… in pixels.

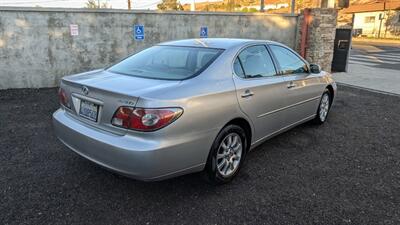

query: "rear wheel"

left=204, top=125, right=247, bottom=184
left=313, top=89, right=331, bottom=124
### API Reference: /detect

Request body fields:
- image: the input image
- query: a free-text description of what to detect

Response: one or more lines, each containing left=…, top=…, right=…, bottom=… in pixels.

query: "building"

left=341, top=1, right=400, bottom=38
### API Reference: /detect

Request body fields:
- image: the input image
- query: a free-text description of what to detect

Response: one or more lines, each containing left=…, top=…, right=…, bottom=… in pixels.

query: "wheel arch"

left=225, top=117, right=252, bottom=152
left=326, top=84, right=335, bottom=104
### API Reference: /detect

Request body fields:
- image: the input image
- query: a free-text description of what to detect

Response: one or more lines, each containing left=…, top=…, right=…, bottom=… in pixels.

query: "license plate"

left=79, top=100, right=99, bottom=122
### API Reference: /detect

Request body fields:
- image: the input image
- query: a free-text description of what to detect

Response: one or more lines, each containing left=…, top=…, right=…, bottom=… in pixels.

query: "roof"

left=158, top=38, right=274, bottom=49
left=342, top=1, right=400, bottom=13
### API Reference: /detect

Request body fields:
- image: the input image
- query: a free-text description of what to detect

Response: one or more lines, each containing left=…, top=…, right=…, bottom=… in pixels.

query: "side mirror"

left=310, top=64, right=321, bottom=74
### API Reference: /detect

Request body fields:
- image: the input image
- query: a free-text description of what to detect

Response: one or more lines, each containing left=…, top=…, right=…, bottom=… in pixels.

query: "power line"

left=1, top=0, right=162, bottom=8
left=1, top=0, right=83, bottom=4
left=0, top=0, right=161, bottom=4
left=131, top=0, right=161, bottom=8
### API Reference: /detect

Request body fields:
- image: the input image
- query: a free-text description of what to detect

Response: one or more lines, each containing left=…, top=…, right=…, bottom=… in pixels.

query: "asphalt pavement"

left=350, top=40, right=400, bottom=71
left=1, top=86, right=399, bottom=225
left=334, top=40, right=400, bottom=95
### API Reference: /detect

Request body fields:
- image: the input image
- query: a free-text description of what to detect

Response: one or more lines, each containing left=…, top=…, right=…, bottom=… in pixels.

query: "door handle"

left=287, top=82, right=297, bottom=89
left=241, top=90, right=254, bottom=98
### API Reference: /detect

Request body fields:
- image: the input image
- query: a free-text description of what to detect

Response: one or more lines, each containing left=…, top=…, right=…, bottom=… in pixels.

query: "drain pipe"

left=300, top=9, right=311, bottom=58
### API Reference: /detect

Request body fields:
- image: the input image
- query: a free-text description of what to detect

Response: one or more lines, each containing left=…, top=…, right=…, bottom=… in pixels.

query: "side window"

left=235, top=45, right=276, bottom=78
left=233, top=58, right=245, bottom=78
left=269, top=45, right=309, bottom=75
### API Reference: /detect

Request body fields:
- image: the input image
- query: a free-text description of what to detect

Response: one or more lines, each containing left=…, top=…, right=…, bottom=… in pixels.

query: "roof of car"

left=158, top=38, right=277, bottom=49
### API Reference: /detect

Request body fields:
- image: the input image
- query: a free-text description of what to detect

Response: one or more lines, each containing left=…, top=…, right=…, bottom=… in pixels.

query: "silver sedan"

left=53, top=38, right=336, bottom=184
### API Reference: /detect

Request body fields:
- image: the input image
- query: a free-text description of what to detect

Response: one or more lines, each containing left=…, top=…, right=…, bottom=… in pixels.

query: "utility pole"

left=128, top=0, right=131, bottom=10
left=97, top=0, right=100, bottom=8
left=291, top=0, right=295, bottom=14
left=378, top=0, right=386, bottom=38
left=260, top=0, right=265, bottom=12
left=191, top=0, right=196, bottom=11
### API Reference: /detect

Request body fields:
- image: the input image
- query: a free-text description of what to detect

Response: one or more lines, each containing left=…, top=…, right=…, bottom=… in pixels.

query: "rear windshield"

left=107, top=45, right=223, bottom=80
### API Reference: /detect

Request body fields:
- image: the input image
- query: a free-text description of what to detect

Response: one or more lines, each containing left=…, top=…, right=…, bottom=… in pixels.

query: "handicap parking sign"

left=200, top=26, right=208, bottom=38
left=134, top=25, right=144, bottom=40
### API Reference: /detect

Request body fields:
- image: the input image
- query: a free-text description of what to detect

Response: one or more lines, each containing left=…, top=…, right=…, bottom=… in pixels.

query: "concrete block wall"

left=296, top=8, right=338, bottom=72
left=0, top=7, right=298, bottom=89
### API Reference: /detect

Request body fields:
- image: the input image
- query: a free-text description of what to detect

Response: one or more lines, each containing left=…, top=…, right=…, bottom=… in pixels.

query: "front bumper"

left=53, top=109, right=214, bottom=181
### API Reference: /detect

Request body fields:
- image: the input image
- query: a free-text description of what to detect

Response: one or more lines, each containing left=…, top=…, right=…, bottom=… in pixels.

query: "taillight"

left=58, top=88, right=70, bottom=108
left=111, top=107, right=183, bottom=131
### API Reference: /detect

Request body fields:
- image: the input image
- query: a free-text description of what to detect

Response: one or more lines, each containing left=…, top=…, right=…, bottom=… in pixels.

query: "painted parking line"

left=375, top=56, right=400, bottom=61
left=370, top=53, right=400, bottom=57
left=350, top=52, right=400, bottom=65
left=350, top=55, right=383, bottom=63
left=349, top=60, right=379, bottom=67
left=350, top=58, right=398, bottom=65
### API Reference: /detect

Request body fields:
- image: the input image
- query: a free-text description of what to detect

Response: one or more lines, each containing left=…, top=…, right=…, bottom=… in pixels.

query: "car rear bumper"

left=53, top=109, right=214, bottom=181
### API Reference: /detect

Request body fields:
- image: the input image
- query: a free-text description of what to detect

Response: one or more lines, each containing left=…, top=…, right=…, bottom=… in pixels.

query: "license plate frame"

left=79, top=100, right=99, bottom=122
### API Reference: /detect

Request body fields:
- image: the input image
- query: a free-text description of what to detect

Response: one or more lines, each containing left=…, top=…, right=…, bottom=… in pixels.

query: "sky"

left=0, top=0, right=223, bottom=9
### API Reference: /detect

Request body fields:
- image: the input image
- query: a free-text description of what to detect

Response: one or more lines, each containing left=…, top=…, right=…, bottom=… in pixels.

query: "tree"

left=384, top=11, right=400, bottom=38
left=248, top=7, right=258, bottom=12
left=225, top=0, right=235, bottom=11
left=85, top=0, right=98, bottom=8
left=85, top=0, right=112, bottom=9
left=157, top=0, right=184, bottom=11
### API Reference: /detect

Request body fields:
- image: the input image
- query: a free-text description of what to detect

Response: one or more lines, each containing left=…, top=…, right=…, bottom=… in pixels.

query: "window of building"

left=364, top=16, right=376, bottom=23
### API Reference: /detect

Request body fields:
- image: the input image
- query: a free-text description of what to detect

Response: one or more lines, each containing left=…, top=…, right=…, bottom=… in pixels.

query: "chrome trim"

left=257, top=96, right=320, bottom=118
left=71, top=93, right=104, bottom=105
left=252, top=114, right=316, bottom=146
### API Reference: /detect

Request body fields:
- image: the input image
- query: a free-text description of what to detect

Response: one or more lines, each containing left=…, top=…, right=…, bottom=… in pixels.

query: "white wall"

left=353, top=11, right=383, bottom=37
left=353, top=11, right=400, bottom=38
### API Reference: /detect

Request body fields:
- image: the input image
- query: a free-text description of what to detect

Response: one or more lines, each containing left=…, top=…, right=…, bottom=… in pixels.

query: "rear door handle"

left=287, top=82, right=297, bottom=89
left=241, top=90, right=254, bottom=98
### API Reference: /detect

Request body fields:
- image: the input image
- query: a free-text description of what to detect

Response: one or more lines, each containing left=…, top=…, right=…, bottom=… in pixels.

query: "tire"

left=203, top=124, right=248, bottom=185
left=313, top=89, right=331, bottom=124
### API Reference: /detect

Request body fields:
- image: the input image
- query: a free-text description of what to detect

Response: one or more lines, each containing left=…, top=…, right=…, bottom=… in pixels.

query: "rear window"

left=107, top=45, right=223, bottom=80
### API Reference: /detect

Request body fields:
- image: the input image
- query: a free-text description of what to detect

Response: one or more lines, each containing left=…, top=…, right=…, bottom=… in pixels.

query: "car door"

left=232, top=44, right=290, bottom=142
left=268, top=44, right=323, bottom=125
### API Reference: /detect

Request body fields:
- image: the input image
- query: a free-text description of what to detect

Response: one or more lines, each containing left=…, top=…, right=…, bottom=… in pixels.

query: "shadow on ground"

left=1, top=86, right=399, bottom=225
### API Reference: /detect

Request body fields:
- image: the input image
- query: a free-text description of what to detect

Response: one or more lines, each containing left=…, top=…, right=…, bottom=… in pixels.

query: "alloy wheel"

left=216, top=133, right=243, bottom=177
left=319, top=93, right=330, bottom=122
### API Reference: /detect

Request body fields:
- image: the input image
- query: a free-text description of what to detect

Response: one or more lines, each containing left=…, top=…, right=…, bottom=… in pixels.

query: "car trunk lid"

left=60, top=69, right=180, bottom=135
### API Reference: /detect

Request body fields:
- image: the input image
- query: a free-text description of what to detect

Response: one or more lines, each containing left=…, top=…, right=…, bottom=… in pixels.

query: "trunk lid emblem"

left=82, top=86, right=89, bottom=95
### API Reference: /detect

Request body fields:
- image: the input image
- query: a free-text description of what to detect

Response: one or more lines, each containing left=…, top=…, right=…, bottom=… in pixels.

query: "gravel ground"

left=1, top=86, right=399, bottom=225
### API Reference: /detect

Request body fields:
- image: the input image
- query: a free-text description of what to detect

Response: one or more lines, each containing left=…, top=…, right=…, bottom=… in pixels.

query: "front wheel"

left=313, top=90, right=331, bottom=124
left=203, top=125, right=247, bottom=184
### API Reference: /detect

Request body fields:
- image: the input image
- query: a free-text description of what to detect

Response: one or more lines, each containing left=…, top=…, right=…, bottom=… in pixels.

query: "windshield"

left=107, top=45, right=223, bottom=80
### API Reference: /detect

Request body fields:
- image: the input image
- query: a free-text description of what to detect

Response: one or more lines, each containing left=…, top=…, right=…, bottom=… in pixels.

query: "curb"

left=338, top=82, right=400, bottom=97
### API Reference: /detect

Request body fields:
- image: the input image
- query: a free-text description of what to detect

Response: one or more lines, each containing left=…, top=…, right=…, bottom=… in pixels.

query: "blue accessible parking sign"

left=200, top=26, right=208, bottom=38
left=134, top=25, right=144, bottom=40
